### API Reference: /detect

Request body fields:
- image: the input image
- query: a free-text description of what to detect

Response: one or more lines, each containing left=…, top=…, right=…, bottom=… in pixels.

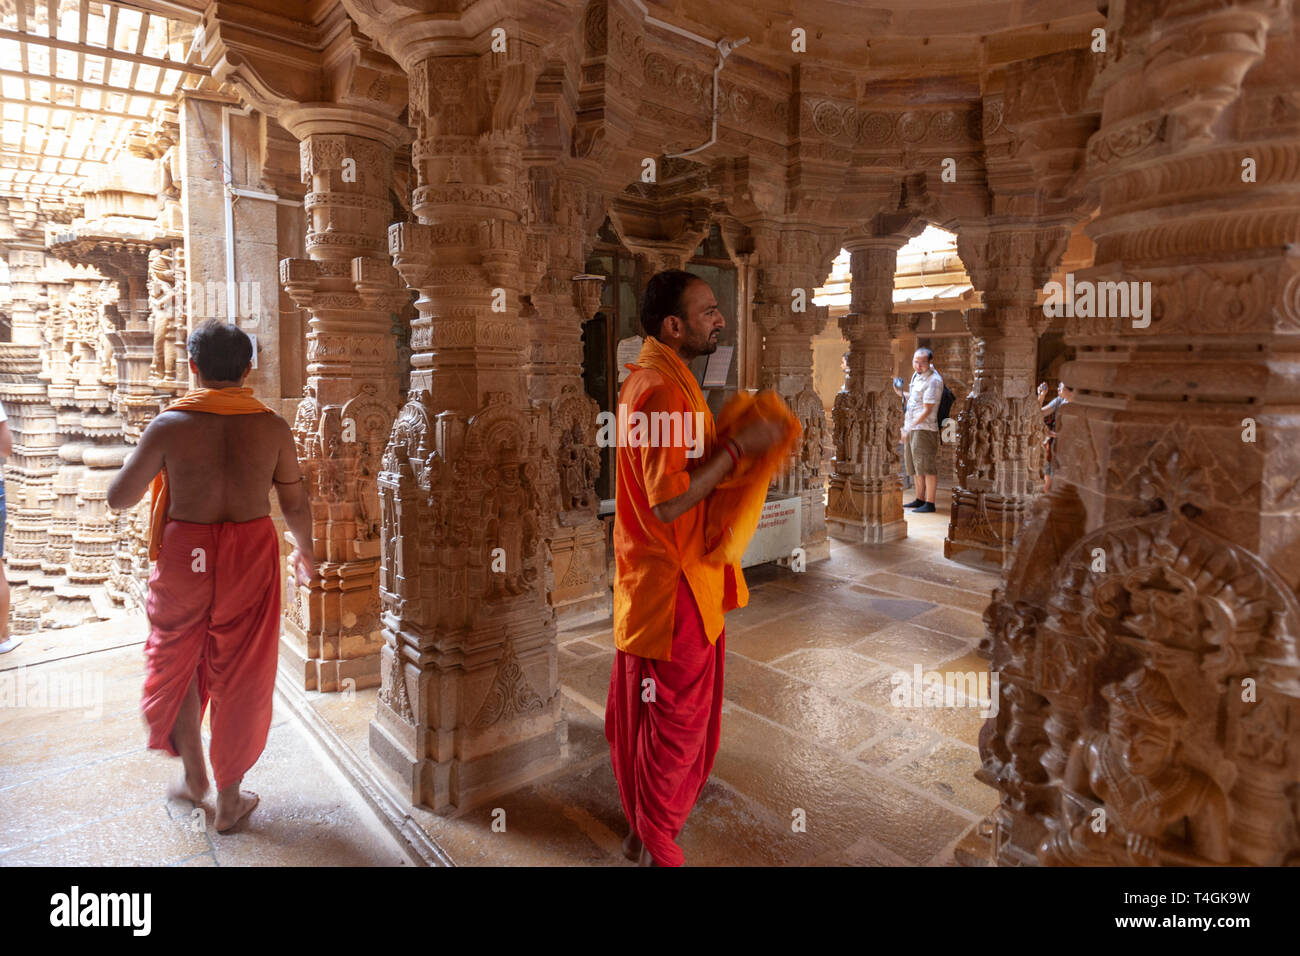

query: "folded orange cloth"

left=146, top=387, right=276, bottom=561
left=705, top=390, right=802, bottom=566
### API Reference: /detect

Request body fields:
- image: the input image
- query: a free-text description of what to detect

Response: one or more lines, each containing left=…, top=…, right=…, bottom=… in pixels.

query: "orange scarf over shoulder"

left=147, top=387, right=276, bottom=561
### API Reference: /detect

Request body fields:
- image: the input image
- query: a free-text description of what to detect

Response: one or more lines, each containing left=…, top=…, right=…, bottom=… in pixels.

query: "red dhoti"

left=142, top=516, right=281, bottom=791
left=605, top=575, right=725, bottom=867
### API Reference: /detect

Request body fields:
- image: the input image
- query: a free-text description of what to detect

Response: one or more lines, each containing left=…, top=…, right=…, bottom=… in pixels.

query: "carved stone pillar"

left=982, top=2, right=1300, bottom=867
left=50, top=221, right=161, bottom=614
left=828, top=236, right=908, bottom=544
left=280, top=122, right=407, bottom=693
left=40, top=275, right=119, bottom=612
left=752, top=224, right=842, bottom=563
left=944, top=222, right=1070, bottom=568
left=524, top=162, right=611, bottom=628
left=372, top=41, right=564, bottom=812
left=0, top=245, right=58, bottom=576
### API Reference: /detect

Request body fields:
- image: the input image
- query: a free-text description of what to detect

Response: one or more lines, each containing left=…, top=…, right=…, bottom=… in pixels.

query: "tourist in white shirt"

left=901, top=348, right=943, bottom=513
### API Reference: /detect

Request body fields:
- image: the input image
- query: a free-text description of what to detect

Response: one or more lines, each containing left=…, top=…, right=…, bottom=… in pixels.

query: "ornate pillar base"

left=48, top=585, right=109, bottom=629
left=369, top=636, right=565, bottom=814
left=944, top=487, right=1035, bottom=568
left=281, top=556, right=384, bottom=692
left=550, top=519, right=612, bottom=631
left=67, top=439, right=130, bottom=615
left=827, top=474, right=908, bottom=544
left=5, top=571, right=45, bottom=634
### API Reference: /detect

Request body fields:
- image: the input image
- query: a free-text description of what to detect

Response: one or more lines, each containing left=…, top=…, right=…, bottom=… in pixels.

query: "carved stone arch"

left=341, top=382, right=396, bottom=455
left=381, top=387, right=432, bottom=478
left=464, top=393, right=531, bottom=463
left=1044, top=509, right=1300, bottom=698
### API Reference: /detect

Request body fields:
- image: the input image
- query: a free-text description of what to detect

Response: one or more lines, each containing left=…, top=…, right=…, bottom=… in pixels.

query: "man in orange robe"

left=606, top=270, right=798, bottom=866
left=107, top=319, right=316, bottom=833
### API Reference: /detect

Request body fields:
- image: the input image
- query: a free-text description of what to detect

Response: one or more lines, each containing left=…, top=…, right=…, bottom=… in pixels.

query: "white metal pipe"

left=627, top=0, right=716, bottom=48
left=220, top=102, right=255, bottom=325
left=628, top=0, right=749, bottom=160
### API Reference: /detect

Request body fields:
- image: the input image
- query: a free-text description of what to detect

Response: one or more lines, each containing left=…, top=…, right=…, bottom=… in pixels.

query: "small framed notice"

left=616, top=335, right=643, bottom=383
left=702, top=345, right=733, bottom=388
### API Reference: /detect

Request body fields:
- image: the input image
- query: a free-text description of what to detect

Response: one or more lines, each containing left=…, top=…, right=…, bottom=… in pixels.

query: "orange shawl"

left=705, top=389, right=802, bottom=565
left=147, top=387, right=276, bottom=561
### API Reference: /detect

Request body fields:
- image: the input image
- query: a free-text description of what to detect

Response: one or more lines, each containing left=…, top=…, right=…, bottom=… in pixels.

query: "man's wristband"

left=723, top=438, right=742, bottom=469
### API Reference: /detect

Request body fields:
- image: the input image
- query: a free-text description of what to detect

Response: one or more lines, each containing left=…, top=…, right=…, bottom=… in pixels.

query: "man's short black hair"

left=640, top=269, right=702, bottom=339
left=188, top=319, right=253, bottom=382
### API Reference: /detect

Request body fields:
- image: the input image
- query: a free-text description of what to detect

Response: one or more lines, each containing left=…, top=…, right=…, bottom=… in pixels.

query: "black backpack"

left=937, top=384, right=956, bottom=427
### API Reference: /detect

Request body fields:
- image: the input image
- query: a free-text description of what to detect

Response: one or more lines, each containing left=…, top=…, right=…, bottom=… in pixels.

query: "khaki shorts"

left=904, top=428, right=939, bottom=477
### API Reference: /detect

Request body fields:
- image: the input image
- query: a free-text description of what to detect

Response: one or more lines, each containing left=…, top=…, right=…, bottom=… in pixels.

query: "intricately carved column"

left=371, top=37, right=564, bottom=812
left=0, top=244, right=58, bottom=578
left=981, top=1, right=1300, bottom=866
left=49, top=153, right=167, bottom=612
left=147, top=243, right=187, bottom=396
left=281, top=125, right=407, bottom=693
left=38, top=277, right=118, bottom=608
left=523, top=160, right=611, bottom=628
left=752, top=224, right=842, bottom=563
left=944, top=222, right=1070, bottom=568
left=37, top=263, right=78, bottom=583
left=828, top=234, right=909, bottom=543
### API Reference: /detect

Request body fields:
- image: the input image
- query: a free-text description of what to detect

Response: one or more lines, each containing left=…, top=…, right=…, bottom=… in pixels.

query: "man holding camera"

left=901, top=347, right=943, bottom=513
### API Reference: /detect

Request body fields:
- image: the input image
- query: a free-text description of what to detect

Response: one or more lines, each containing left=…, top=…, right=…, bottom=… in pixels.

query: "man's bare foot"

left=215, top=790, right=259, bottom=833
left=622, top=831, right=642, bottom=862
left=167, top=776, right=209, bottom=804
left=637, top=844, right=657, bottom=867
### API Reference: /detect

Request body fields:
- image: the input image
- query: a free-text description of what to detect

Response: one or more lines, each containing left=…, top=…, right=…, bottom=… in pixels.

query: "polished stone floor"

left=306, top=494, right=1002, bottom=865
left=0, top=612, right=414, bottom=866
left=0, top=493, right=1001, bottom=866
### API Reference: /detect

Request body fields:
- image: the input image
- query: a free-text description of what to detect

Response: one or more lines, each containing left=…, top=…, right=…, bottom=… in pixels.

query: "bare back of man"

left=107, top=320, right=318, bottom=834
left=149, top=409, right=297, bottom=523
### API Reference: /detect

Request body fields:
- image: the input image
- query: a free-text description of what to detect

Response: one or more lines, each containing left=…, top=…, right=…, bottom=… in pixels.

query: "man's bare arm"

left=271, top=419, right=316, bottom=568
left=0, top=420, right=12, bottom=460
left=106, top=418, right=168, bottom=510
left=650, top=448, right=733, bottom=525
left=651, top=415, right=787, bottom=524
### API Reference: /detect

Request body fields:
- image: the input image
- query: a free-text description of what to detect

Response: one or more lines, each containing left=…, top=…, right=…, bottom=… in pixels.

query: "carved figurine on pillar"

left=148, top=245, right=185, bottom=391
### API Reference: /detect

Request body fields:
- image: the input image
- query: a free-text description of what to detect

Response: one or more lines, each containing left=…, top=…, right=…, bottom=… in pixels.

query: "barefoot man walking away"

left=606, top=270, right=792, bottom=866
left=107, top=319, right=316, bottom=832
